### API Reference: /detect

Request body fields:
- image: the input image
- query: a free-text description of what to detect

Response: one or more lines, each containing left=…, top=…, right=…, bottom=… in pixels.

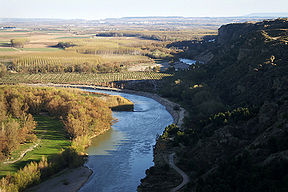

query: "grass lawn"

left=0, top=116, right=71, bottom=178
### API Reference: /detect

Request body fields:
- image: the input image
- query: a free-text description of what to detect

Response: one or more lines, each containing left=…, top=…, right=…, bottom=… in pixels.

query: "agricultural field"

left=0, top=30, right=171, bottom=73
left=0, top=72, right=171, bottom=86
left=0, top=26, right=217, bottom=76
left=0, top=27, right=196, bottom=88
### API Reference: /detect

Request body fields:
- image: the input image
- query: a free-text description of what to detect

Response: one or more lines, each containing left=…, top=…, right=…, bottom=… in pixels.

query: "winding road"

left=169, top=153, right=190, bottom=192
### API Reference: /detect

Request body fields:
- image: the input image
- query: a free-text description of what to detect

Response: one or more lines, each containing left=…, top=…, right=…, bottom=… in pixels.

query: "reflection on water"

left=79, top=89, right=173, bottom=192
left=86, top=129, right=126, bottom=156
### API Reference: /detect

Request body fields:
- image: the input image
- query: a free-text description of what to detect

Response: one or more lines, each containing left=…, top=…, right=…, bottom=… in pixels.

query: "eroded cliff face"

left=208, top=18, right=288, bottom=106
left=217, top=19, right=288, bottom=45
left=217, top=22, right=255, bottom=45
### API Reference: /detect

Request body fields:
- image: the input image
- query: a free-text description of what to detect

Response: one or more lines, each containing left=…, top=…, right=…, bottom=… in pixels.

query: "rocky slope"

left=139, top=18, right=288, bottom=192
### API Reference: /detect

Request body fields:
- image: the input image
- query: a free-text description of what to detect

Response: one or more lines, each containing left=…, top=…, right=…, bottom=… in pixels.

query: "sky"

left=0, top=0, right=288, bottom=20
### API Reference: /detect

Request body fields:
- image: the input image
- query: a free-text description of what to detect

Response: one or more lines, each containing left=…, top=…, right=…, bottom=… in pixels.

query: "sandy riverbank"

left=24, top=83, right=187, bottom=192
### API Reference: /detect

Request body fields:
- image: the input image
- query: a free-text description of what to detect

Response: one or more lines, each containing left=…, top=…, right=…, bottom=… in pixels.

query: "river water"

left=179, top=58, right=197, bottom=65
left=79, top=89, right=173, bottom=192
left=179, top=58, right=204, bottom=65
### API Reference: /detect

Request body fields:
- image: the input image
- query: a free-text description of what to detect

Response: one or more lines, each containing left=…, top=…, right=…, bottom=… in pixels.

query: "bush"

left=207, top=107, right=252, bottom=126
left=56, top=42, right=76, bottom=49
left=161, top=124, right=179, bottom=140
left=71, top=135, right=91, bottom=153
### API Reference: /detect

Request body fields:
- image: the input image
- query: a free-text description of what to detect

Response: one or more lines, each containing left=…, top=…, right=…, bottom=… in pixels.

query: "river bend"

left=79, top=89, right=173, bottom=192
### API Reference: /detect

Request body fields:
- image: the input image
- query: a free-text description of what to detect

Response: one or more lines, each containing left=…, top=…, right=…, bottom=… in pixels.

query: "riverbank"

left=26, top=166, right=92, bottom=192
left=24, top=83, right=186, bottom=192
left=25, top=83, right=186, bottom=128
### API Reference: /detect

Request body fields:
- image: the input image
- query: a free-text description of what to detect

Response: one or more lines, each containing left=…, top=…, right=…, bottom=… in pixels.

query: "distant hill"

left=246, top=12, right=288, bottom=17
left=0, top=16, right=281, bottom=30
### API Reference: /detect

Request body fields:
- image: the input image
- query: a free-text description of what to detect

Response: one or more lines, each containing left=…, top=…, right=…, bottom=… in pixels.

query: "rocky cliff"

left=139, top=18, right=288, bottom=192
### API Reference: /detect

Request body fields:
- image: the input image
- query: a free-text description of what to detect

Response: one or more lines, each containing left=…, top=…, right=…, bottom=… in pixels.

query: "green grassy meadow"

left=0, top=116, right=70, bottom=178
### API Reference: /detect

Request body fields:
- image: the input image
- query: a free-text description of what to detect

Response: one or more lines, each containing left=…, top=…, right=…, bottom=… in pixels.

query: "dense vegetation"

left=0, top=86, right=112, bottom=192
left=96, top=30, right=217, bottom=41
left=140, top=18, right=288, bottom=191
left=0, top=86, right=112, bottom=140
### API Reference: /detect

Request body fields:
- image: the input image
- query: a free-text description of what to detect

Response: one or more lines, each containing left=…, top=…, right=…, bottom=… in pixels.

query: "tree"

left=10, top=38, right=29, bottom=48
left=10, top=97, right=23, bottom=119
left=0, top=64, right=7, bottom=77
left=3, top=119, right=20, bottom=155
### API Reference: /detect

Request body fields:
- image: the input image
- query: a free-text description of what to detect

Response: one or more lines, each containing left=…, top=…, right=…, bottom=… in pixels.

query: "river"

left=79, top=89, right=173, bottom=192
left=179, top=58, right=197, bottom=65
left=179, top=58, right=204, bottom=65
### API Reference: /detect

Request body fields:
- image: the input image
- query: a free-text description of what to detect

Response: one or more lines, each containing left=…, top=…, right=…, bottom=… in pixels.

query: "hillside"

left=139, top=18, right=288, bottom=191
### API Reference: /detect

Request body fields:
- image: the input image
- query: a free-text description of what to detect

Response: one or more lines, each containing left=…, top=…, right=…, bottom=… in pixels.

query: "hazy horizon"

left=1, top=14, right=288, bottom=21
left=1, top=0, right=288, bottom=20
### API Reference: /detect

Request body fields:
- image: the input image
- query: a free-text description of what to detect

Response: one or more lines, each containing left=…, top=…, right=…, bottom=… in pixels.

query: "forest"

left=0, top=86, right=112, bottom=191
left=139, top=18, right=288, bottom=192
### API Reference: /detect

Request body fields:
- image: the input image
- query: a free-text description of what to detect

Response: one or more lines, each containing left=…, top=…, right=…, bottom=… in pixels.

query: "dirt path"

left=169, top=153, right=190, bottom=192
left=3, top=141, right=40, bottom=164
left=3, top=127, right=48, bottom=164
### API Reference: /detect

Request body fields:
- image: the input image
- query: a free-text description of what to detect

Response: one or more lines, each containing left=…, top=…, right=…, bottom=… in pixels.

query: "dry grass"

left=0, top=31, right=91, bottom=51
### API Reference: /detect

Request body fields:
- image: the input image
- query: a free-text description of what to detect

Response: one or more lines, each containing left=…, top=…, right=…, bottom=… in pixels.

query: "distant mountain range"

left=1, top=13, right=287, bottom=23
left=246, top=12, right=288, bottom=17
